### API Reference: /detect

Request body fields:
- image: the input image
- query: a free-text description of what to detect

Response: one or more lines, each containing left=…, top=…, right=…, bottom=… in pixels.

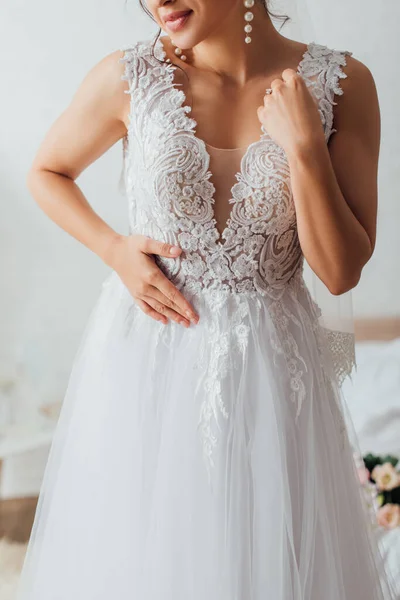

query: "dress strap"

left=119, top=41, right=144, bottom=96
left=119, top=38, right=165, bottom=91
left=299, top=42, right=353, bottom=140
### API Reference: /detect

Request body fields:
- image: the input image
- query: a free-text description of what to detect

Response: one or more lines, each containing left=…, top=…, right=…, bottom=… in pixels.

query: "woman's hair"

left=137, top=0, right=290, bottom=61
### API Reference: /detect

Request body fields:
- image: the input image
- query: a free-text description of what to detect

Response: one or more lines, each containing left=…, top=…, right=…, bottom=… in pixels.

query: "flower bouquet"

left=358, top=453, right=400, bottom=530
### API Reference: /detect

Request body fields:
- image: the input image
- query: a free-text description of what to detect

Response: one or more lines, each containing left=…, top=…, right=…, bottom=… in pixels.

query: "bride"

left=17, top=0, right=396, bottom=598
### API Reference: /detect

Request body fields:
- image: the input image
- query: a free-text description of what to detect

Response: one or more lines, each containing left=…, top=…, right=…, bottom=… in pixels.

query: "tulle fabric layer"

left=17, top=271, right=396, bottom=600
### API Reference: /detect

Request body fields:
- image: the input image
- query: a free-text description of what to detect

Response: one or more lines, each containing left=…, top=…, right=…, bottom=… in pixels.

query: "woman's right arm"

left=27, top=50, right=199, bottom=327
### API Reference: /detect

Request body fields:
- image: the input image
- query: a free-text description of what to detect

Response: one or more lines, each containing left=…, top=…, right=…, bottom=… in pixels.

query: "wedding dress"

left=17, top=37, right=396, bottom=599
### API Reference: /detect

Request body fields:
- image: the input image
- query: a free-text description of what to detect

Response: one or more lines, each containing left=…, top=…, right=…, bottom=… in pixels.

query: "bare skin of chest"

left=165, top=37, right=309, bottom=151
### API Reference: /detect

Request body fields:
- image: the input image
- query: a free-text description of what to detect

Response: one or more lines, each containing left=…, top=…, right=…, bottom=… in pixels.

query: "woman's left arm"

left=258, top=56, right=381, bottom=295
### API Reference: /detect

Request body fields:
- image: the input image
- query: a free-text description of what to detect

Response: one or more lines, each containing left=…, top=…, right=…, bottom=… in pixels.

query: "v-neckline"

left=155, top=37, right=312, bottom=248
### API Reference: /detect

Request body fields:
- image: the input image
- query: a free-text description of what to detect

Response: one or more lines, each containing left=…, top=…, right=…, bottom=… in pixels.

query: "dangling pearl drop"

left=170, top=38, right=187, bottom=61
left=243, top=0, right=255, bottom=44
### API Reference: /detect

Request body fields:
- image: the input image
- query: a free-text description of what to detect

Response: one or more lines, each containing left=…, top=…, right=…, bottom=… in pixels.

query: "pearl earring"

left=169, top=38, right=187, bottom=62
left=244, top=0, right=255, bottom=44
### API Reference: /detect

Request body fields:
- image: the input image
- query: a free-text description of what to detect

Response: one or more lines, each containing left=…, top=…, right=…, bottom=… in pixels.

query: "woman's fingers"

left=153, top=272, right=199, bottom=324
left=138, top=237, right=199, bottom=323
left=134, top=297, right=168, bottom=325
left=146, top=285, right=193, bottom=326
left=270, top=77, right=284, bottom=92
left=142, top=293, right=191, bottom=327
left=140, top=235, right=182, bottom=258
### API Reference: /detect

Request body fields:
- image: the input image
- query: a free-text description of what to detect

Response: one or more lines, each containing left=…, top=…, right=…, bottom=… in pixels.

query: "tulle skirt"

left=17, top=270, right=396, bottom=599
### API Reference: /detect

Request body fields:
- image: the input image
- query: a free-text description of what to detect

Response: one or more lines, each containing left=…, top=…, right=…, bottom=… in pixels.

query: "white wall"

left=0, top=0, right=399, bottom=497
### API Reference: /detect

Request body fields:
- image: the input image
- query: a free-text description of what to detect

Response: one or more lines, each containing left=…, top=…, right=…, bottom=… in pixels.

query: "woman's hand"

left=257, top=69, right=325, bottom=156
left=107, top=234, right=199, bottom=327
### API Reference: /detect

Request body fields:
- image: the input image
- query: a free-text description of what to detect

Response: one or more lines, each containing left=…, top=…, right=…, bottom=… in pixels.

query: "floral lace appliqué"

left=118, top=38, right=354, bottom=473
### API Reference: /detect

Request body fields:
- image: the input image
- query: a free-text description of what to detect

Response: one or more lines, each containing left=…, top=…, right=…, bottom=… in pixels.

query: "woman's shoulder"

left=308, top=41, right=372, bottom=82
left=118, top=37, right=163, bottom=62
left=85, top=39, right=159, bottom=100
left=303, top=41, right=375, bottom=99
left=88, top=38, right=159, bottom=81
left=112, top=37, right=169, bottom=95
left=306, top=40, right=353, bottom=60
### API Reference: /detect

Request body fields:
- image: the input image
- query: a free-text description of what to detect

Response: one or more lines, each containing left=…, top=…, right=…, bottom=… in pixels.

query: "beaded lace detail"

left=118, top=38, right=354, bottom=472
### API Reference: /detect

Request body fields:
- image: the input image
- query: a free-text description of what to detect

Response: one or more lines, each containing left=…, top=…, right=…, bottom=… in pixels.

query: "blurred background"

left=0, top=0, right=399, bottom=597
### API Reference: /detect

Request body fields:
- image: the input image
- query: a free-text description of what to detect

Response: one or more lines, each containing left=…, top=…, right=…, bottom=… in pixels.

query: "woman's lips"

left=163, top=10, right=192, bottom=33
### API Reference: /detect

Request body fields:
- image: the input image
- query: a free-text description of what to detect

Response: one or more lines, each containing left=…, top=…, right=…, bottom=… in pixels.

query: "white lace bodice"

left=119, top=37, right=352, bottom=302
left=117, top=38, right=354, bottom=469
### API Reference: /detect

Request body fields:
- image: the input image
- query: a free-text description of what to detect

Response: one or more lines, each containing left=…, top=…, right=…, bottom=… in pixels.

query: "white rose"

left=371, top=462, right=400, bottom=491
